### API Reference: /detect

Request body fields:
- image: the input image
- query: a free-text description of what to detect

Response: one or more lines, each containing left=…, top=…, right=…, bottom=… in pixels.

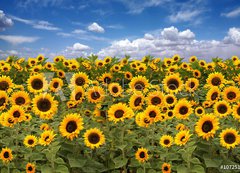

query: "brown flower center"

left=16, top=97, right=25, bottom=105
left=227, top=91, right=236, bottom=100
left=151, top=97, right=161, bottom=105
left=211, top=77, right=221, bottom=86
left=217, top=104, right=227, bottom=114
left=202, top=121, right=213, bottom=133
left=224, top=133, right=236, bottom=144
left=91, top=92, right=100, bottom=100
left=0, top=81, right=9, bottom=91
left=88, top=133, right=100, bottom=144
left=179, top=106, right=188, bottom=115
left=66, top=121, right=77, bottom=133
left=31, top=79, right=43, bottom=90
left=134, top=97, right=142, bottom=106
left=167, top=78, right=179, bottom=90
left=75, top=77, right=85, bottom=86
left=37, top=99, right=51, bottom=112
left=114, top=110, right=124, bottom=118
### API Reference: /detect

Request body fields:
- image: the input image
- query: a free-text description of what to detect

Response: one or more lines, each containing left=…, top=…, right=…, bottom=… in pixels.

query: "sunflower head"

left=206, top=72, right=225, bottom=88
left=24, top=135, right=38, bottom=148
left=175, top=130, right=191, bottom=146
left=173, top=99, right=192, bottom=119
left=220, top=128, right=239, bottom=149
left=27, top=74, right=48, bottom=93
left=135, top=147, right=149, bottom=163
left=129, top=76, right=149, bottom=92
left=214, top=100, right=231, bottom=118
left=195, top=114, right=219, bottom=140
left=87, top=86, right=105, bottom=103
left=59, top=113, right=84, bottom=140
left=26, top=163, right=36, bottom=173
left=160, top=135, right=173, bottom=148
left=162, top=163, right=171, bottom=173
left=163, top=74, right=183, bottom=93
left=0, top=76, right=13, bottom=92
left=0, top=147, right=13, bottom=163
left=39, top=130, right=55, bottom=146
left=84, top=128, right=105, bottom=149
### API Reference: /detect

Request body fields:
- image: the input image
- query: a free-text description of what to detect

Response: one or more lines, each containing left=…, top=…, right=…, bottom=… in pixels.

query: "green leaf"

left=136, top=167, right=144, bottom=173
left=55, top=157, right=66, bottom=165
left=191, top=157, right=202, bottom=165
left=177, top=165, right=188, bottom=173
left=55, top=165, right=69, bottom=173
left=41, top=165, right=52, bottom=173
left=67, top=154, right=86, bottom=168
left=191, top=165, right=205, bottom=173
left=113, top=156, right=128, bottom=169
left=203, top=155, right=222, bottom=168
left=148, top=169, right=157, bottom=173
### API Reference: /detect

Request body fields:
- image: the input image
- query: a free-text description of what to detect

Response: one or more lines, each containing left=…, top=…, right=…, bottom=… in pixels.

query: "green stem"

left=7, top=164, right=10, bottom=173
left=121, top=123, right=127, bottom=173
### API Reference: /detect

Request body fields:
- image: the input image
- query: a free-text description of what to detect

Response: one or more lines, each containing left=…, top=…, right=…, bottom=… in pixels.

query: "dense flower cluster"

left=0, top=55, right=239, bottom=172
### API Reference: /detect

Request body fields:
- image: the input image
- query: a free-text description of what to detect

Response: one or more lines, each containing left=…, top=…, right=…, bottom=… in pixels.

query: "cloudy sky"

left=0, top=0, right=240, bottom=60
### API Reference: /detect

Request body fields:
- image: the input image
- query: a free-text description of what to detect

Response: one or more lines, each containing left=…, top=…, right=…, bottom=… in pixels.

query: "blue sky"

left=0, top=0, right=240, bottom=60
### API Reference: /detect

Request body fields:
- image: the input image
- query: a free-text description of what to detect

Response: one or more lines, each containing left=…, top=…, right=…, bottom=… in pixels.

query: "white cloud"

left=119, top=0, right=170, bottom=14
left=223, top=27, right=240, bottom=45
left=61, top=43, right=91, bottom=57
left=0, top=10, right=14, bottom=31
left=11, top=16, right=60, bottom=31
left=72, top=29, right=87, bottom=34
left=33, top=21, right=60, bottom=31
left=169, top=10, right=202, bottom=23
left=88, top=22, right=105, bottom=33
left=0, top=35, right=39, bottom=45
left=56, top=32, right=73, bottom=37
left=97, top=26, right=240, bottom=60
left=222, top=7, right=240, bottom=18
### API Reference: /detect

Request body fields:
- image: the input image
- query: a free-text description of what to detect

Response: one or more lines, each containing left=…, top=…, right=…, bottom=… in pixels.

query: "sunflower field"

left=0, top=55, right=240, bottom=173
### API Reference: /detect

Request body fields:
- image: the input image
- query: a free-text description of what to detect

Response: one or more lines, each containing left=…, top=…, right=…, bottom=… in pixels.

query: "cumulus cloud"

left=0, top=35, right=39, bottom=45
left=59, top=43, right=91, bottom=57
left=88, top=22, right=105, bottom=33
left=223, top=27, right=240, bottom=45
left=0, top=10, right=14, bottom=31
left=222, top=7, right=240, bottom=18
left=98, top=26, right=240, bottom=60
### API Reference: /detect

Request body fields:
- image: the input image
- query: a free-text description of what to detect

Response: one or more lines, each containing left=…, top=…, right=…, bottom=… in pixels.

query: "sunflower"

left=172, top=54, right=180, bottom=62
left=206, top=87, right=221, bottom=102
left=222, top=86, right=239, bottom=103
left=213, top=100, right=231, bottom=118
left=146, top=91, right=164, bottom=106
left=164, top=94, right=177, bottom=107
left=129, top=76, right=149, bottom=92
left=199, top=60, right=206, bottom=67
left=39, top=130, right=55, bottom=146
left=195, top=106, right=205, bottom=116
left=185, top=78, right=199, bottom=92
left=108, top=103, right=134, bottom=123
left=24, top=135, right=38, bottom=148
left=176, top=123, right=187, bottom=131
left=124, top=72, right=133, bottom=80
left=87, top=86, right=105, bottom=103
left=181, top=62, right=189, bottom=70
left=189, top=56, right=197, bottom=62
left=70, top=72, right=89, bottom=87
left=175, top=130, right=191, bottom=146
left=0, top=75, right=13, bottom=92
left=2, top=113, right=16, bottom=127
left=32, top=93, right=58, bottom=119
left=195, top=114, right=219, bottom=140
left=136, top=112, right=152, bottom=128
left=129, top=91, right=145, bottom=110
left=144, top=105, right=162, bottom=123
left=57, top=70, right=65, bottom=78
left=84, top=128, right=105, bottom=149
left=27, top=74, right=48, bottom=93
left=220, top=128, right=239, bottom=149
left=28, top=58, right=37, bottom=67
left=100, top=73, right=112, bottom=85
left=162, top=163, right=171, bottom=173
left=166, top=110, right=174, bottom=119
left=0, top=148, right=13, bottom=163
left=0, top=91, right=8, bottom=111
left=67, top=100, right=78, bottom=109
left=70, top=86, right=85, bottom=103
left=206, top=72, right=225, bottom=88
left=163, top=74, right=183, bottom=93
left=54, top=56, right=63, bottom=63
left=193, top=70, right=201, bottom=78
left=59, top=113, right=84, bottom=141
left=173, top=99, right=192, bottom=119
left=160, top=135, right=173, bottom=148
left=137, top=64, right=147, bottom=72
left=40, top=123, right=51, bottom=131
left=44, top=62, right=53, bottom=70
left=108, top=83, right=123, bottom=97
left=26, top=163, right=36, bottom=173
left=121, top=57, right=128, bottom=65
left=49, top=78, right=63, bottom=92
left=11, top=91, right=30, bottom=106
left=104, top=56, right=112, bottom=64
left=232, top=103, right=240, bottom=121
left=112, top=64, right=121, bottom=72
left=8, top=105, right=25, bottom=123
left=135, top=147, right=149, bottom=163
left=24, top=113, right=32, bottom=122
left=232, top=55, right=239, bottom=62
